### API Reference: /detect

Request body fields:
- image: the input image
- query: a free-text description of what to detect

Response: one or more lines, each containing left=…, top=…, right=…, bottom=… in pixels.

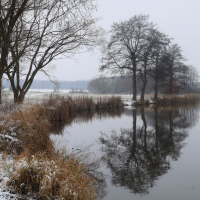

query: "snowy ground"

left=0, top=154, right=17, bottom=200
left=2, top=88, right=136, bottom=104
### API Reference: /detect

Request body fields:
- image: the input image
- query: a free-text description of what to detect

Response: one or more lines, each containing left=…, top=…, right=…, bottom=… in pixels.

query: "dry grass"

left=0, top=105, right=54, bottom=156
left=95, top=96, right=123, bottom=110
left=8, top=151, right=98, bottom=200
left=156, top=94, right=200, bottom=105
left=42, top=94, right=123, bottom=122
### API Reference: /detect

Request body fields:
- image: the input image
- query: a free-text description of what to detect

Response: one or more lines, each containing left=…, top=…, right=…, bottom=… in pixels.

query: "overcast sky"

left=38, top=0, right=200, bottom=81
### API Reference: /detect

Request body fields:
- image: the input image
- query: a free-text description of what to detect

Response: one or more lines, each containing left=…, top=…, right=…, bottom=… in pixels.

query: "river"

left=50, top=105, right=200, bottom=200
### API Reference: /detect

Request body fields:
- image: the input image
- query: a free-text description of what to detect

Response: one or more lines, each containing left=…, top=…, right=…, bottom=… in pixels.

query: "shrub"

left=9, top=151, right=97, bottom=199
left=1, top=105, right=54, bottom=156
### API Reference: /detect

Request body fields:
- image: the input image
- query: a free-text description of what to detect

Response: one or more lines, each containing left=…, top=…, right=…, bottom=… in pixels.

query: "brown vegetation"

left=8, top=151, right=97, bottom=200
left=132, top=94, right=200, bottom=107
left=156, top=94, right=200, bottom=105
left=42, top=94, right=123, bottom=122
left=0, top=95, right=123, bottom=199
left=165, top=81, right=181, bottom=94
left=1, top=106, right=54, bottom=156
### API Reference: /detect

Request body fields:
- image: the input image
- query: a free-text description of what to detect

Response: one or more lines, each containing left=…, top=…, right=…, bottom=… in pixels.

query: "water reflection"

left=51, top=108, right=124, bottom=134
left=99, top=106, right=199, bottom=195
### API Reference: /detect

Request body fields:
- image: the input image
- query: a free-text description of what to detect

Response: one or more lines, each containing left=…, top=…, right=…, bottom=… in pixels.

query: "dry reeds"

left=95, top=96, right=123, bottom=110
left=132, top=99, right=151, bottom=107
left=42, top=94, right=123, bottom=122
left=1, top=106, right=54, bottom=156
left=9, top=151, right=97, bottom=199
left=156, top=94, right=200, bottom=105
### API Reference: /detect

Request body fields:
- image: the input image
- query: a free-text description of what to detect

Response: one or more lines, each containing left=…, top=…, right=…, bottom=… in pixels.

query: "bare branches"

left=2, top=0, right=103, bottom=103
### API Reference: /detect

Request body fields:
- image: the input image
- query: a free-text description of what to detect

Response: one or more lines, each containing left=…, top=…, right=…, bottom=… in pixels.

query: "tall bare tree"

left=100, top=15, right=152, bottom=101
left=0, top=0, right=32, bottom=102
left=4, top=0, right=103, bottom=102
left=164, top=44, right=185, bottom=94
left=138, top=29, right=170, bottom=102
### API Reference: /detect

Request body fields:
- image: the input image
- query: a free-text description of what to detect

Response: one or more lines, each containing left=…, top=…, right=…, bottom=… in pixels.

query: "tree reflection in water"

left=50, top=108, right=124, bottom=199
left=99, top=106, right=199, bottom=195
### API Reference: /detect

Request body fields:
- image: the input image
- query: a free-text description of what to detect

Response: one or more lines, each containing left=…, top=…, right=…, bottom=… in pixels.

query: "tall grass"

left=156, top=94, right=200, bottom=105
left=1, top=106, right=54, bottom=156
left=8, top=151, right=98, bottom=199
left=42, top=94, right=123, bottom=122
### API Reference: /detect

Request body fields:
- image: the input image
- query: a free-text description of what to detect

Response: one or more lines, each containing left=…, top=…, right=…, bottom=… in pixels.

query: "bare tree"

left=164, top=44, right=185, bottom=94
left=148, top=34, right=171, bottom=100
left=138, top=29, right=170, bottom=101
left=188, top=65, right=199, bottom=87
left=100, top=15, right=152, bottom=101
left=4, top=0, right=104, bottom=102
left=53, top=80, right=61, bottom=93
left=88, top=77, right=114, bottom=94
left=0, top=0, right=32, bottom=103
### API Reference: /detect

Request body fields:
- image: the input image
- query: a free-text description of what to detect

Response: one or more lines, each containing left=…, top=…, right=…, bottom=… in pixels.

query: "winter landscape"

left=1, top=0, right=200, bottom=200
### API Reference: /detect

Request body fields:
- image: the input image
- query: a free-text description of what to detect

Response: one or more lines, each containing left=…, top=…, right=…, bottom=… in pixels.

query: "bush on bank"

left=8, top=151, right=97, bottom=200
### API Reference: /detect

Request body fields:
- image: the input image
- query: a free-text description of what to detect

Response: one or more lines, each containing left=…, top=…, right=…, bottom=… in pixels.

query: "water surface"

left=50, top=105, right=200, bottom=200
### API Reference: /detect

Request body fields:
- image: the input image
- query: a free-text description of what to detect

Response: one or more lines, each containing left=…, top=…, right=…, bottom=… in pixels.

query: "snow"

left=0, top=154, right=17, bottom=200
left=0, top=135, right=19, bottom=143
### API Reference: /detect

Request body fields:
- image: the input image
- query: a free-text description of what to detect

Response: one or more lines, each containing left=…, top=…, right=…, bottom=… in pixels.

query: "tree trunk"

left=19, top=91, right=25, bottom=103
left=132, top=69, right=137, bottom=101
left=14, top=90, right=19, bottom=103
left=154, top=77, right=158, bottom=100
left=0, top=74, right=2, bottom=104
left=140, top=62, right=147, bottom=102
left=169, top=78, right=172, bottom=94
left=154, top=58, right=158, bottom=100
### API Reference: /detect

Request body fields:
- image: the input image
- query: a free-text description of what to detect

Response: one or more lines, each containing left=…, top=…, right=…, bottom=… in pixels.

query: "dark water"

left=51, top=105, right=200, bottom=200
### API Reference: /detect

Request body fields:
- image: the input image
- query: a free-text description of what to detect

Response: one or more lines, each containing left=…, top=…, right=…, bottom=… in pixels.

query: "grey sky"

left=39, top=0, right=200, bottom=81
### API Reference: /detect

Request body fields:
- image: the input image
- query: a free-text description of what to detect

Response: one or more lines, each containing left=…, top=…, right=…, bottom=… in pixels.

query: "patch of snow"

left=0, top=135, right=19, bottom=143
left=0, top=154, right=16, bottom=200
left=1, top=178, right=10, bottom=188
left=136, top=95, right=141, bottom=100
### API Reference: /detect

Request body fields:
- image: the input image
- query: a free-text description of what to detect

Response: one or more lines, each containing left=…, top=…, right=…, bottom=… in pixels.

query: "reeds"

left=42, top=94, right=123, bottom=122
left=8, top=151, right=97, bottom=199
left=1, top=106, right=54, bottom=156
left=156, top=94, right=200, bottom=105
left=132, top=94, right=200, bottom=107
left=133, top=99, right=150, bottom=107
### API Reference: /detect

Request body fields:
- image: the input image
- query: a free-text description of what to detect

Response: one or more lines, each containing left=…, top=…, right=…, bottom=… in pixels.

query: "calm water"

left=50, top=106, right=200, bottom=200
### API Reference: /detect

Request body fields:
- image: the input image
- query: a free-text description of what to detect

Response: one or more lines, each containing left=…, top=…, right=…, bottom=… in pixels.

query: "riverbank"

left=132, top=94, right=200, bottom=107
left=0, top=95, right=123, bottom=199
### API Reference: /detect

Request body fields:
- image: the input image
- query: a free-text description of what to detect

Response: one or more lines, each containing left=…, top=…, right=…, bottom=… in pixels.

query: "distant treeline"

left=88, top=76, right=200, bottom=95
left=3, top=80, right=90, bottom=90
left=88, top=77, right=155, bottom=94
